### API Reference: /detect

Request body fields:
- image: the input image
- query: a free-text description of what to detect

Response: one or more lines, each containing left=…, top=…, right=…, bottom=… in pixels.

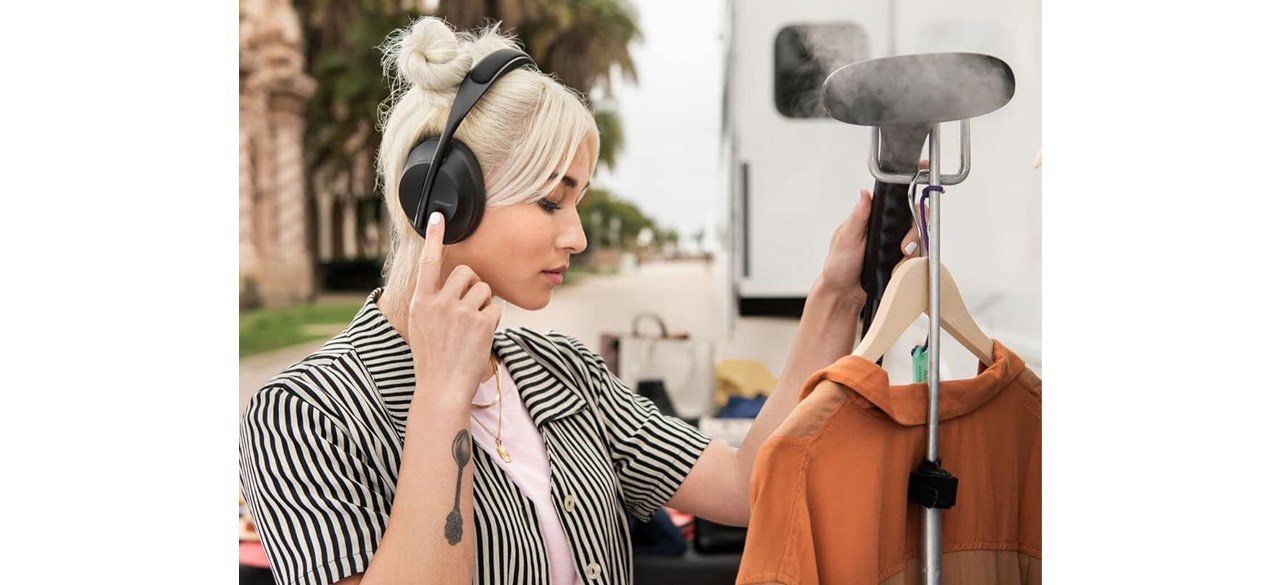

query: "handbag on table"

left=600, top=313, right=716, bottom=422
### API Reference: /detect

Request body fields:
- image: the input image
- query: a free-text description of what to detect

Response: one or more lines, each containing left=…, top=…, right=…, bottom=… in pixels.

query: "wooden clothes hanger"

left=851, top=256, right=995, bottom=367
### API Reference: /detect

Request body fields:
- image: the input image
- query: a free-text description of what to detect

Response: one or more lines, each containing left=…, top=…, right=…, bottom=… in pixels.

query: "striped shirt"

left=239, top=290, right=711, bottom=585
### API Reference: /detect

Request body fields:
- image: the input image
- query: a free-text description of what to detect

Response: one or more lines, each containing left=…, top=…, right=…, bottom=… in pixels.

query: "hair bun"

left=395, top=17, right=473, bottom=92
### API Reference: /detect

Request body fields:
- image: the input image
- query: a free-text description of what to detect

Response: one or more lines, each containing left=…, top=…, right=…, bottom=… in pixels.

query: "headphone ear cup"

left=437, top=140, right=486, bottom=244
left=398, top=137, right=444, bottom=237
left=397, top=138, right=487, bottom=243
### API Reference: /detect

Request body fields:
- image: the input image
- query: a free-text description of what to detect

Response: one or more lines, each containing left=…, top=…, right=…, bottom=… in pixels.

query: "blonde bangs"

left=485, top=79, right=598, bottom=206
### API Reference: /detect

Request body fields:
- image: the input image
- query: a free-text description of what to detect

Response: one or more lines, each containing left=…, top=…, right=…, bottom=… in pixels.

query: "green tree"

left=518, top=0, right=642, bottom=99
left=592, top=107, right=623, bottom=172
left=436, top=0, right=641, bottom=170
left=296, top=0, right=422, bottom=261
left=579, top=186, right=658, bottom=249
left=437, top=0, right=641, bottom=98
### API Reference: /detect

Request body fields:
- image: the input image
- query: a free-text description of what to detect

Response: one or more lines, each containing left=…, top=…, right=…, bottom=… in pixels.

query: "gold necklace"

left=470, top=355, right=501, bottom=409
left=471, top=358, right=511, bottom=463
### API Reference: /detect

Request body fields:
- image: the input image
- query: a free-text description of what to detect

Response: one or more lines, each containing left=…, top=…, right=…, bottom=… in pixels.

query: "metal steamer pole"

left=822, top=52, right=1014, bottom=585
left=870, top=121, right=970, bottom=585
left=925, top=125, right=944, bottom=585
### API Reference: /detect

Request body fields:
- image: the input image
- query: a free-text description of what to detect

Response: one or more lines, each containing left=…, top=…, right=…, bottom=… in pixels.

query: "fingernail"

left=428, top=212, right=442, bottom=226
left=905, top=241, right=918, bottom=255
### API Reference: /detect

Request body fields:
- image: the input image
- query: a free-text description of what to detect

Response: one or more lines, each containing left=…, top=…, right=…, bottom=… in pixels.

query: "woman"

left=239, top=16, right=918, bottom=585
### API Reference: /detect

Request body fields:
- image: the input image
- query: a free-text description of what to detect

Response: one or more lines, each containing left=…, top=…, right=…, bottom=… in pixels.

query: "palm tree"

left=519, top=0, right=642, bottom=100
left=592, top=107, right=624, bottom=171
left=435, top=0, right=532, bottom=31
left=296, top=0, right=422, bottom=262
left=436, top=0, right=642, bottom=170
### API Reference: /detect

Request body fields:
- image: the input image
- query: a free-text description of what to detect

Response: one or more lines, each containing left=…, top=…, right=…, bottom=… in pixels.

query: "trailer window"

left=775, top=23, right=870, bottom=119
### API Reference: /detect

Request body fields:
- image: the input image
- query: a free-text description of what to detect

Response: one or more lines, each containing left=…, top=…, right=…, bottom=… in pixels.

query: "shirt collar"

left=346, top=289, right=587, bottom=429
left=492, top=327, right=588, bottom=427
left=802, top=340, right=1030, bottom=425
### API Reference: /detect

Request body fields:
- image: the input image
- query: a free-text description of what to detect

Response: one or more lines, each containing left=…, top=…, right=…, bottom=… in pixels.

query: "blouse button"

left=564, top=493, right=578, bottom=513
left=586, top=562, right=601, bottom=580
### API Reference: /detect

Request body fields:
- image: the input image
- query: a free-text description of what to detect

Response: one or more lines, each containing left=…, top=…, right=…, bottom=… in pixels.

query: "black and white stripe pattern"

left=240, top=290, right=711, bottom=585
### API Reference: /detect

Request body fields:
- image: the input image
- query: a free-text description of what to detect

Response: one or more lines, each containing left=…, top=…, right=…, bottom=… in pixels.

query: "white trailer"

left=715, top=0, right=1042, bottom=377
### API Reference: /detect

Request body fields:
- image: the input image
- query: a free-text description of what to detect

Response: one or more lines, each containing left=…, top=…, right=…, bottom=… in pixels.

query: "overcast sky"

left=591, top=0, right=725, bottom=249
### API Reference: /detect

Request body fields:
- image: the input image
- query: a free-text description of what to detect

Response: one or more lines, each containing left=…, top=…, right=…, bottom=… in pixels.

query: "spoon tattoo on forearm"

left=445, top=429, right=471, bottom=545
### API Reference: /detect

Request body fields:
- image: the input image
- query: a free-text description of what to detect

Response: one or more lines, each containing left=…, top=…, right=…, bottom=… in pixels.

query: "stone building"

left=239, top=0, right=317, bottom=308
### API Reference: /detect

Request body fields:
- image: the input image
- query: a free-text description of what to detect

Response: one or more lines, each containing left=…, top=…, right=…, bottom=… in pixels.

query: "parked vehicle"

left=714, top=0, right=1042, bottom=376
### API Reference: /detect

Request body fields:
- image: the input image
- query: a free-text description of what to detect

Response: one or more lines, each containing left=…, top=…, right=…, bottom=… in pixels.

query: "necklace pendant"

left=496, top=440, right=512, bottom=463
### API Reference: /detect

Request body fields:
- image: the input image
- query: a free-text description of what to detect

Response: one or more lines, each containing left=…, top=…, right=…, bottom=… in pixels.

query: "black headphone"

left=397, top=48, right=538, bottom=244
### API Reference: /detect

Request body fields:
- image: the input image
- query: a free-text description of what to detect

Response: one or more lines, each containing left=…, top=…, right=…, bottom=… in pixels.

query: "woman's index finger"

left=417, top=212, right=446, bottom=293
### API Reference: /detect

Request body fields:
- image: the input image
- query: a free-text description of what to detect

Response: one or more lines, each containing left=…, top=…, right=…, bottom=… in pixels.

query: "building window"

left=774, top=23, right=870, bottom=119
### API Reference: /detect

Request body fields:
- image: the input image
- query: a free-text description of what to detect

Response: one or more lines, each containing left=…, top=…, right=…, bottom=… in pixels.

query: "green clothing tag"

left=912, top=345, right=929, bottom=383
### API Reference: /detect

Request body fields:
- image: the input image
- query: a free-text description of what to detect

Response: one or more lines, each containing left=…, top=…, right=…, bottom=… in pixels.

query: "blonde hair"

left=375, top=17, right=599, bottom=321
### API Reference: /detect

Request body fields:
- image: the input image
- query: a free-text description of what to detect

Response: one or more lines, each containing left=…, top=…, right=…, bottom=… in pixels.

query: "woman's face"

left=442, top=145, right=591, bottom=310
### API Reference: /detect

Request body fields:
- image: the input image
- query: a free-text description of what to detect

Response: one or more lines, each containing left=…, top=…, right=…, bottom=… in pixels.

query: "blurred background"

left=239, top=0, right=1039, bottom=582
left=238, top=0, right=1041, bottom=374
left=239, top=0, right=693, bottom=313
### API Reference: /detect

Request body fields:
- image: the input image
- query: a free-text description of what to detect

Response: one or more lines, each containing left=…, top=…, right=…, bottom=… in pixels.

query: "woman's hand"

left=407, top=211, right=502, bottom=402
left=361, top=210, right=486, bottom=585
left=818, top=162, right=927, bottom=303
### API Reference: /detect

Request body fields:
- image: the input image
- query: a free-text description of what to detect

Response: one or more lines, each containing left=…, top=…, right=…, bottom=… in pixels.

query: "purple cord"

left=919, top=185, right=944, bottom=254
left=913, top=185, right=946, bottom=354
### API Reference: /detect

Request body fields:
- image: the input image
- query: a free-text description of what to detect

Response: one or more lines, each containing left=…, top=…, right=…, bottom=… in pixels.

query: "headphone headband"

left=411, top=49, right=538, bottom=231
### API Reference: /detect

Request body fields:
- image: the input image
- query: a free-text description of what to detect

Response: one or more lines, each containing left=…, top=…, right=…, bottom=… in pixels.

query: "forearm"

left=733, top=276, right=863, bottom=507
left=360, top=387, right=476, bottom=585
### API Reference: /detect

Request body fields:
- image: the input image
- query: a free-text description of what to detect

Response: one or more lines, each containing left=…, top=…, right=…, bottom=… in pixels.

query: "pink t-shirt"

left=471, top=361, right=583, bottom=585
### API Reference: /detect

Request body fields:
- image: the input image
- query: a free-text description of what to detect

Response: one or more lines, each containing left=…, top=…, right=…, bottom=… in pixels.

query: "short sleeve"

left=555, top=332, right=712, bottom=521
left=735, top=440, right=819, bottom=585
left=239, top=385, right=390, bottom=585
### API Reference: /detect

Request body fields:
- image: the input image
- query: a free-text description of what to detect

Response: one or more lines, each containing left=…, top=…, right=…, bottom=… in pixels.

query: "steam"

left=778, top=23, right=869, bottom=118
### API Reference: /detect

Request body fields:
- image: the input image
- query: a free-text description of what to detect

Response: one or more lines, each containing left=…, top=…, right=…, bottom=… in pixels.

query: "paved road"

left=239, top=259, right=805, bottom=417
left=237, top=254, right=1034, bottom=420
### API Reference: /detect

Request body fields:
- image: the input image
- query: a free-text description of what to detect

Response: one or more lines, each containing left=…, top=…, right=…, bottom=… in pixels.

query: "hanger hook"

left=908, top=169, right=930, bottom=255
